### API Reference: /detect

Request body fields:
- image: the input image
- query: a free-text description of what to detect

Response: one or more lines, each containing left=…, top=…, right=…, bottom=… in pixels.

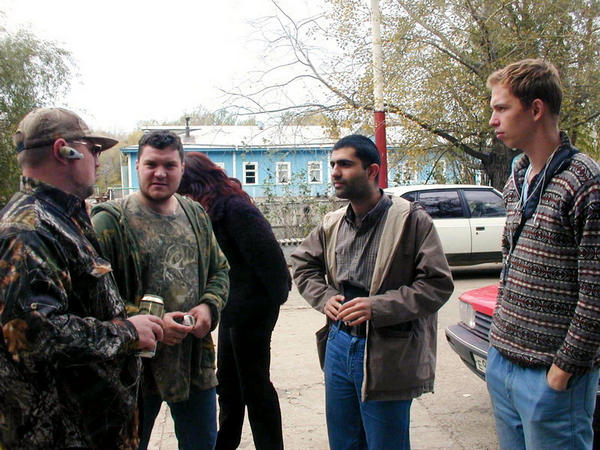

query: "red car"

left=445, top=284, right=497, bottom=380
left=445, top=284, right=600, bottom=447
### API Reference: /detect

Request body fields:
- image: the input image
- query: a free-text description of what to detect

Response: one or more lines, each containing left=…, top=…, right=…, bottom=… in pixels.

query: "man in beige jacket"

left=292, top=134, right=453, bottom=450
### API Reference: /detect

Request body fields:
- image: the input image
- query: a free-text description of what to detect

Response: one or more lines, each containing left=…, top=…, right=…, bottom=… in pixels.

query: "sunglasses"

left=71, top=140, right=103, bottom=157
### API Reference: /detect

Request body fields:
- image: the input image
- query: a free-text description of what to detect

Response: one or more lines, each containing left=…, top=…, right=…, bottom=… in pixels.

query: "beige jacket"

left=291, top=197, right=453, bottom=401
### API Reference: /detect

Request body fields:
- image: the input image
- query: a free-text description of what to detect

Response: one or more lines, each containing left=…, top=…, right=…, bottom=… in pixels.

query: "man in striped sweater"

left=486, top=59, right=600, bottom=449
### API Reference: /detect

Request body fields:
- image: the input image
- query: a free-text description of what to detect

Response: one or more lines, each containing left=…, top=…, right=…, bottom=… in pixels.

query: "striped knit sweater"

left=490, top=132, right=600, bottom=375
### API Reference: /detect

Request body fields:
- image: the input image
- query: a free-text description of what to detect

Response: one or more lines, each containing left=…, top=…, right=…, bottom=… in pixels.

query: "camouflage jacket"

left=91, top=194, right=229, bottom=402
left=0, top=177, right=141, bottom=450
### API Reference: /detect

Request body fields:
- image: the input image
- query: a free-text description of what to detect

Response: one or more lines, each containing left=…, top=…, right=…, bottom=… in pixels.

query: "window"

left=418, top=190, right=463, bottom=219
left=474, top=170, right=485, bottom=185
left=400, top=191, right=417, bottom=202
left=308, top=161, right=322, bottom=183
left=276, top=162, right=291, bottom=184
left=432, top=159, right=447, bottom=183
left=438, top=160, right=447, bottom=175
left=400, top=162, right=418, bottom=183
left=243, top=162, right=258, bottom=185
left=463, top=189, right=505, bottom=218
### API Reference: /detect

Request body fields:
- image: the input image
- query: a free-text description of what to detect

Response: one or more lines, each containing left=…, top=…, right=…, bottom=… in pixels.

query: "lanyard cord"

left=516, top=148, right=558, bottom=212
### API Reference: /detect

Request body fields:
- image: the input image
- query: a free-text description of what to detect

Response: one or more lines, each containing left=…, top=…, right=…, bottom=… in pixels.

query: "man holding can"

left=0, top=108, right=164, bottom=449
left=92, top=130, right=229, bottom=450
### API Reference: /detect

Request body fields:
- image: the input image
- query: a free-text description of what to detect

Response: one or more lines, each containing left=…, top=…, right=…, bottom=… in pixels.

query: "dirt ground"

left=149, top=267, right=500, bottom=449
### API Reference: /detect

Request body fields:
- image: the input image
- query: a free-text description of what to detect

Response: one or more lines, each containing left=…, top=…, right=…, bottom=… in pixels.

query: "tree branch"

left=397, top=1, right=481, bottom=76
left=387, top=102, right=488, bottom=161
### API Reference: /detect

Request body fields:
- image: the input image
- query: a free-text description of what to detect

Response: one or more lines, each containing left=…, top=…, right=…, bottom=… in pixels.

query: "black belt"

left=338, top=321, right=366, bottom=337
left=338, top=283, right=369, bottom=337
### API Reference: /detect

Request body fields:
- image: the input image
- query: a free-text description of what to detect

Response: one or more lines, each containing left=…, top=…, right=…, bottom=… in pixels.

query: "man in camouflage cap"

left=0, top=107, right=165, bottom=449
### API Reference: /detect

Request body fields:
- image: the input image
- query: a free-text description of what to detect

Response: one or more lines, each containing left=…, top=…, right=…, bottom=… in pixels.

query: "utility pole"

left=371, top=0, right=388, bottom=188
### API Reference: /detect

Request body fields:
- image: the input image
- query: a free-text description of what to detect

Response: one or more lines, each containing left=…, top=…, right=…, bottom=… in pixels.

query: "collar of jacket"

left=20, top=176, right=85, bottom=218
left=510, top=131, right=578, bottom=221
left=321, top=196, right=411, bottom=296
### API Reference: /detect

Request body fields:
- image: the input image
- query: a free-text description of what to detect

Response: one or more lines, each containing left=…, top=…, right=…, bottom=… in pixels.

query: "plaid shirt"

left=335, top=192, right=391, bottom=291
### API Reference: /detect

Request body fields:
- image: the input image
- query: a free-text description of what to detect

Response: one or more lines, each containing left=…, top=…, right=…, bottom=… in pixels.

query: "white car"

left=384, top=184, right=505, bottom=266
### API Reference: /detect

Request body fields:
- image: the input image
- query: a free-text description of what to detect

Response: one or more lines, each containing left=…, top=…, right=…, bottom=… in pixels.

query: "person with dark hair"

left=333, top=134, right=381, bottom=179
left=178, top=152, right=290, bottom=450
left=91, top=133, right=229, bottom=450
left=486, top=59, right=600, bottom=449
left=0, top=108, right=164, bottom=448
left=138, top=129, right=185, bottom=161
left=291, top=134, right=453, bottom=449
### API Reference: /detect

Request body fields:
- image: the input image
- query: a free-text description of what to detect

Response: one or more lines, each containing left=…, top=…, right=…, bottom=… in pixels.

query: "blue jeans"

left=138, top=388, right=217, bottom=450
left=324, top=323, right=412, bottom=450
left=487, top=346, right=598, bottom=450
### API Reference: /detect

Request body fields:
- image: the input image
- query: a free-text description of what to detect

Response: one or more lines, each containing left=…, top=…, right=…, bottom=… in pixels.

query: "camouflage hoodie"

left=91, top=194, right=229, bottom=402
left=0, top=177, right=141, bottom=449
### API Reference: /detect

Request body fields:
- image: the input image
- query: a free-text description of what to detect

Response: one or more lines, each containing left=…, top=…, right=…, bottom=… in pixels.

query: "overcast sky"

left=1, top=0, right=317, bottom=134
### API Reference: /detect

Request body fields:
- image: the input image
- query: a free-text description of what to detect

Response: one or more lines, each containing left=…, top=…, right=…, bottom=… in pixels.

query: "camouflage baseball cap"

left=14, top=107, right=118, bottom=153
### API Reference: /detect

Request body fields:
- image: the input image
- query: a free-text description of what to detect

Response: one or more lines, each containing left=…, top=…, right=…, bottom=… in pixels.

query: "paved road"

left=149, top=264, right=501, bottom=449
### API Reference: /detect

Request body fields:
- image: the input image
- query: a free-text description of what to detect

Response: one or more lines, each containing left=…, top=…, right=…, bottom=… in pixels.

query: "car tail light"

left=459, top=301, right=476, bottom=328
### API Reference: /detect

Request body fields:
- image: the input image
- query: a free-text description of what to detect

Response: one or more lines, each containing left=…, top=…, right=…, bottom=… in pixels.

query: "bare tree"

left=224, top=0, right=600, bottom=189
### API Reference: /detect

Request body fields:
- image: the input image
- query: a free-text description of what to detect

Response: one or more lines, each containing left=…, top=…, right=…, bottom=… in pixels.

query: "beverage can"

left=138, top=294, right=164, bottom=358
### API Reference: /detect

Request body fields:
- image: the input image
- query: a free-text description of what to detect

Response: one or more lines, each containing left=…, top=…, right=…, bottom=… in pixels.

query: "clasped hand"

left=161, top=304, right=213, bottom=346
left=325, top=294, right=372, bottom=326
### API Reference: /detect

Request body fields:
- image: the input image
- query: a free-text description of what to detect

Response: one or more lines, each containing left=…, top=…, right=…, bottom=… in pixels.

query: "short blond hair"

left=487, top=59, right=562, bottom=115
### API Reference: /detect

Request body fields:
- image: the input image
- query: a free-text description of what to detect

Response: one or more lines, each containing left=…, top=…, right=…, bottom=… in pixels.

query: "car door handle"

left=476, top=226, right=485, bottom=231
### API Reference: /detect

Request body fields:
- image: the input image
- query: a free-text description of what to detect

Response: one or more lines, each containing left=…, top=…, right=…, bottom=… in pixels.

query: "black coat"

left=209, top=195, right=291, bottom=327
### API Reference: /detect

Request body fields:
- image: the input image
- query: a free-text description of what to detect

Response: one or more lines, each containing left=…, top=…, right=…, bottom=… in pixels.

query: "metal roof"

left=140, top=125, right=342, bottom=147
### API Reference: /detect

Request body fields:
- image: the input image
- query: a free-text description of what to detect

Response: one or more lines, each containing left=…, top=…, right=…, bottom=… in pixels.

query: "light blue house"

left=120, top=125, right=334, bottom=198
left=118, top=125, right=484, bottom=198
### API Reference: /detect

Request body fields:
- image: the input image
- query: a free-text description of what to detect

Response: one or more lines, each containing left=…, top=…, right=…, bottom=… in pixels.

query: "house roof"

left=126, top=124, right=407, bottom=152
left=140, top=125, right=342, bottom=148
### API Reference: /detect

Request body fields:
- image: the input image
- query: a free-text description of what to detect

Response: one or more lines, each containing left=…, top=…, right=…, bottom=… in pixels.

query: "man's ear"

left=52, top=138, right=70, bottom=165
left=531, top=98, right=545, bottom=121
left=367, top=163, right=380, bottom=182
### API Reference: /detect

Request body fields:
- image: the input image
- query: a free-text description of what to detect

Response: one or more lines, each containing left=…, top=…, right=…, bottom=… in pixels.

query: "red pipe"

left=374, top=110, right=388, bottom=188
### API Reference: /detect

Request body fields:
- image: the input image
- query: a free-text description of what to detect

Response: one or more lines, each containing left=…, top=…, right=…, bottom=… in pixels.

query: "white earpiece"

left=59, top=146, right=84, bottom=160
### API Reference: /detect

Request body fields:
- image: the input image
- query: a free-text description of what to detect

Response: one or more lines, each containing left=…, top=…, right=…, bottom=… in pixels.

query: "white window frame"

left=275, top=162, right=291, bottom=184
left=438, top=159, right=447, bottom=175
left=400, top=162, right=418, bottom=183
left=475, top=169, right=485, bottom=185
left=307, top=161, right=322, bottom=184
left=243, top=161, right=259, bottom=185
